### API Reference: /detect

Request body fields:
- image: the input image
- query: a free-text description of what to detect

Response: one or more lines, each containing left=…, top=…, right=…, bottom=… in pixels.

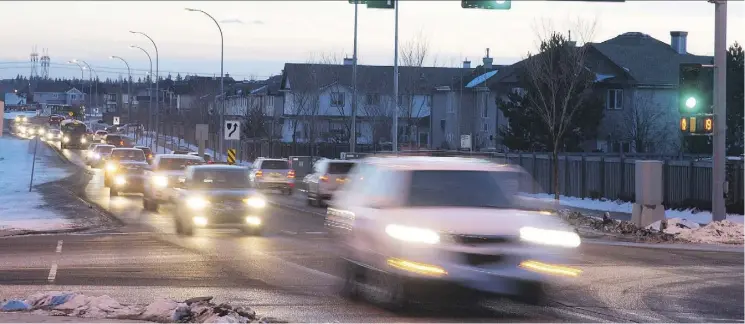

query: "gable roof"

left=281, top=63, right=471, bottom=94
left=590, top=32, right=712, bottom=86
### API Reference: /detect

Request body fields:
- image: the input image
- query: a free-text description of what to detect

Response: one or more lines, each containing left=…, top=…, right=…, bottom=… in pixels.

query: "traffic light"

left=461, top=0, right=511, bottom=9
left=366, top=0, right=394, bottom=9
left=680, top=116, right=715, bottom=135
left=678, top=63, right=714, bottom=116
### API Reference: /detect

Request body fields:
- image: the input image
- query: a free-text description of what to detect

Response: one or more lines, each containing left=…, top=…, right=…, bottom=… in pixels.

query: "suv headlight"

left=186, top=196, right=210, bottom=210
left=152, top=175, right=168, bottom=188
left=519, top=227, right=581, bottom=248
left=63, top=136, right=70, bottom=143
left=385, top=224, right=440, bottom=244
left=244, top=196, right=266, bottom=208
left=106, top=162, right=118, bottom=172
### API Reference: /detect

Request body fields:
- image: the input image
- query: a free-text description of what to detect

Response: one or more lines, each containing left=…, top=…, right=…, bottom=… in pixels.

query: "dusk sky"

left=0, top=1, right=742, bottom=81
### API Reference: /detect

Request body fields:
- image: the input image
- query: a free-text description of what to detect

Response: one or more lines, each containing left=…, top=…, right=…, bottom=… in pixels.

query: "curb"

left=0, top=226, right=96, bottom=238
left=582, top=238, right=745, bottom=253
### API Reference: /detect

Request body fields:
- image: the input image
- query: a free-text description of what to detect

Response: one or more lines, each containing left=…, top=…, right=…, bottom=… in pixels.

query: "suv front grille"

left=448, top=234, right=516, bottom=245
left=456, top=252, right=505, bottom=266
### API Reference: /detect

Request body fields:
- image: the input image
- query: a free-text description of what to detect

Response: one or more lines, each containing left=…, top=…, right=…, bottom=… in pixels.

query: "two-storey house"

left=223, top=75, right=284, bottom=141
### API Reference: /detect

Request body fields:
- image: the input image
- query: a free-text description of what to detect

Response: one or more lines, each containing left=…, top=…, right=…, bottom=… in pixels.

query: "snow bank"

left=677, top=220, right=744, bottom=245
left=1, top=292, right=283, bottom=323
left=522, top=193, right=744, bottom=225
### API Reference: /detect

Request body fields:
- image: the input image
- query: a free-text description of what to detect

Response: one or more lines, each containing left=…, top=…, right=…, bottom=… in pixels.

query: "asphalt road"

left=0, top=139, right=742, bottom=323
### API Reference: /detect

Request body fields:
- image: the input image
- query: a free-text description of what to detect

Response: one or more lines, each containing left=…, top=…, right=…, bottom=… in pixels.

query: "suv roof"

left=364, top=156, right=521, bottom=172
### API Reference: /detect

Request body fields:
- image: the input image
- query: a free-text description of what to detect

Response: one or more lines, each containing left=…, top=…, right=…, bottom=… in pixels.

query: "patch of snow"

left=677, top=220, right=744, bottom=245
left=0, top=137, right=74, bottom=233
left=521, top=193, right=744, bottom=225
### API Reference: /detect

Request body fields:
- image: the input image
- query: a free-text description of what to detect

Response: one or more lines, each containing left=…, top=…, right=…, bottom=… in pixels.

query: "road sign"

left=227, top=149, right=237, bottom=165
left=224, top=121, right=240, bottom=141
left=680, top=115, right=715, bottom=135
left=460, top=134, right=472, bottom=149
left=68, top=111, right=74, bottom=117
left=195, top=124, right=209, bottom=142
left=113, top=116, right=120, bottom=125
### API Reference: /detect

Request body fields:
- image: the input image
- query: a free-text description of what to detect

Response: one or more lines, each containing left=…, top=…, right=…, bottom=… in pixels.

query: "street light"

left=110, top=55, right=132, bottom=121
left=185, top=7, right=225, bottom=161
left=77, top=60, right=99, bottom=115
left=68, top=60, right=88, bottom=111
left=130, top=31, right=161, bottom=152
left=130, top=45, right=155, bottom=148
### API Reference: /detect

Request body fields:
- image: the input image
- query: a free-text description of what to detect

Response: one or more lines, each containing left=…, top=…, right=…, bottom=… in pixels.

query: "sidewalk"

left=0, top=313, right=148, bottom=323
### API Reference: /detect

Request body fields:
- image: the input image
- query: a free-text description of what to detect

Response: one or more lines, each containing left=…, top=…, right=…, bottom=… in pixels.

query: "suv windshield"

left=261, top=160, right=289, bottom=170
left=327, top=162, right=355, bottom=174
left=406, top=170, right=520, bottom=208
left=159, top=158, right=204, bottom=171
left=111, top=149, right=146, bottom=161
left=191, top=169, right=250, bottom=189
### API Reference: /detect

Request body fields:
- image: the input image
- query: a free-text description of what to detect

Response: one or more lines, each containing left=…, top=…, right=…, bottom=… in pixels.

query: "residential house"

left=278, top=60, right=471, bottom=147
left=223, top=75, right=284, bottom=141
left=27, top=82, right=85, bottom=107
left=487, top=31, right=712, bottom=154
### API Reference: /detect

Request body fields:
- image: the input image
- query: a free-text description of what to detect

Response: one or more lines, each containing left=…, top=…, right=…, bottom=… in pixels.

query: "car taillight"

left=120, top=141, right=124, bottom=146
left=287, top=170, right=295, bottom=179
left=320, top=174, right=329, bottom=182
left=255, top=170, right=263, bottom=177
left=207, top=161, right=214, bottom=164
left=148, top=154, right=153, bottom=159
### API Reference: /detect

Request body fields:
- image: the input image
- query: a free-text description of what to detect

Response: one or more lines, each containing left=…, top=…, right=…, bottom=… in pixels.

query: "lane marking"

left=47, top=263, right=58, bottom=283
left=55, top=240, right=63, bottom=253
left=280, top=230, right=298, bottom=235
left=305, top=231, right=328, bottom=235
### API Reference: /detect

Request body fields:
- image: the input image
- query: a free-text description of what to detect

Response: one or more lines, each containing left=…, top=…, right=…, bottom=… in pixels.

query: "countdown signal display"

left=680, top=115, right=714, bottom=135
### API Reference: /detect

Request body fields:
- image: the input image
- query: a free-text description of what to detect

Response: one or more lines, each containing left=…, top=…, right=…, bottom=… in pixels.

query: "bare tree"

left=521, top=22, right=601, bottom=200
left=399, top=30, right=435, bottom=148
left=610, top=91, right=676, bottom=153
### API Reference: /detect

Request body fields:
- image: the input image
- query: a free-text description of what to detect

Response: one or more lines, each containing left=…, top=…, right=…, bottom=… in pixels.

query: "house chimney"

left=670, top=31, right=688, bottom=54
left=343, top=57, right=354, bottom=66
left=482, top=48, right=493, bottom=69
left=463, top=60, right=471, bottom=69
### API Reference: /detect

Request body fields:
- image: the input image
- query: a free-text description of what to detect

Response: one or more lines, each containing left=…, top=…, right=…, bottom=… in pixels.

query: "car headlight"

left=244, top=196, right=266, bottom=208
left=519, top=227, right=581, bottom=248
left=385, top=224, right=440, bottom=244
left=81, top=138, right=87, bottom=144
left=114, top=175, right=127, bottom=186
left=186, top=196, right=210, bottom=210
left=38, top=129, right=46, bottom=135
left=106, top=162, right=118, bottom=172
left=46, top=133, right=53, bottom=139
left=93, top=153, right=101, bottom=159
left=62, top=136, right=70, bottom=143
left=245, top=216, right=262, bottom=226
left=152, top=175, right=168, bottom=188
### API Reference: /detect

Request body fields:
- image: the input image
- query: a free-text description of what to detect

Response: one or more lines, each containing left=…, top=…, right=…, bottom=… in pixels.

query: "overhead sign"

left=460, top=134, right=472, bottom=149
left=195, top=124, right=209, bottom=142
left=113, top=116, right=120, bottom=125
left=224, top=120, right=240, bottom=140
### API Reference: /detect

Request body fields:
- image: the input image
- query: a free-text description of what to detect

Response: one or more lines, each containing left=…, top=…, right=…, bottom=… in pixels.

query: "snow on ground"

left=646, top=218, right=744, bottom=245
left=0, top=137, right=74, bottom=233
left=522, top=193, right=744, bottom=225
left=1, top=292, right=277, bottom=323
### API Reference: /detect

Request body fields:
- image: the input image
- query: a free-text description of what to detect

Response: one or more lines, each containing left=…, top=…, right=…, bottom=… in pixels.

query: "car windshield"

left=261, top=160, right=289, bottom=170
left=328, top=162, right=355, bottom=174
left=159, top=158, right=204, bottom=171
left=96, top=146, right=114, bottom=154
left=111, top=149, right=146, bottom=161
left=190, top=169, right=250, bottom=189
left=406, top=170, right=522, bottom=208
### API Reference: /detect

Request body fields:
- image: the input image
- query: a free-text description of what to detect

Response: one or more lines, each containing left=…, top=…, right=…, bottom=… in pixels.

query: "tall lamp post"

left=110, top=55, right=132, bottom=122
left=130, top=45, right=154, bottom=146
left=130, top=31, right=160, bottom=151
left=74, top=60, right=99, bottom=116
left=185, top=8, right=224, bottom=160
left=67, top=61, right=87, bottom=109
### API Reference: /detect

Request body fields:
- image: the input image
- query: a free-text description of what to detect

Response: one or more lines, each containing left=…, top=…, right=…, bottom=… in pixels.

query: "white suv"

left=326, top=156, right=581, bottom=310
left=304, top=159, right=356, bottom=207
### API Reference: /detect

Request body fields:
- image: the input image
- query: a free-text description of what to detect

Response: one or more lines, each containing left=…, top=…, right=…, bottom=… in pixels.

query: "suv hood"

left=379, top=208, right=571, bottom=236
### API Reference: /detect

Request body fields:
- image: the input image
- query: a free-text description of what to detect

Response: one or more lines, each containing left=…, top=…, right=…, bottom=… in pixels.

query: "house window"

left=70, top=94, right=77, bottom=100
left=365, top=93, right=380, bottom=105
left=482, top=106, right=488, bottom=118
left=330, top=92, right=344, bottom=107
left=483, top=122, right=489, bottom=132
left=440, top=119, right=446, bottom=130
left=607, top=89, right=623, bottom=110
left=267, top=96, right=275, bottom=108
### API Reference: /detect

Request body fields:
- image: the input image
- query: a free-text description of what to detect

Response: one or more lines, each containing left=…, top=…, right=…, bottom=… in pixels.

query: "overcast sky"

left=0, top=1, right=742, bottom=81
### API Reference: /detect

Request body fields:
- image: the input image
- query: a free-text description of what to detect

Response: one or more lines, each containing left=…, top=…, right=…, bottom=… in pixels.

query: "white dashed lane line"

left=48, top=240, right=62, bottom=283
left=55, top=239, right=63, bottom=253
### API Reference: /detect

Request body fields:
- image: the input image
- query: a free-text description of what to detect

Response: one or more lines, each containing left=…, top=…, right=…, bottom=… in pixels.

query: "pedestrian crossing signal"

left=680, top=116, right=714, bottom=135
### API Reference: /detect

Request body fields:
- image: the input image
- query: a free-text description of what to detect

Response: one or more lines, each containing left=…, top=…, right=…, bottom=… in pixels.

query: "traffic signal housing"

left=461, top=0, right=511, bottom=9
left=366, top=0, right=394, bottom=9
left=678, top=63, right=714, bottom=116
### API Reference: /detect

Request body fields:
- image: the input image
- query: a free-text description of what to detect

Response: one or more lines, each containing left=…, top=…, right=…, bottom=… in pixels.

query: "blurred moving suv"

left=303, top=159, right=356, bottom=207
left=142, top=154, right=206, bottom=211
left=327, top=156, right=582, bottom=310
left=249, top=158, right=295, bottom=195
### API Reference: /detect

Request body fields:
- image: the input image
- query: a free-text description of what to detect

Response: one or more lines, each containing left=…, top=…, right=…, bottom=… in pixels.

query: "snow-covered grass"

left=0, top=137, right=74, bottom=233
left=522, top=193, right=744, bottom=225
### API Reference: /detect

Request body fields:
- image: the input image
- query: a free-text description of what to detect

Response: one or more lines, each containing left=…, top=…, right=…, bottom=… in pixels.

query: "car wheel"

left=109, top=188, right=118, bottom=197
left=516, top=282, right=546, bottom=306
left=340, top=259, right=363, bottom=300
left=376, top=271, right=409, bottom=312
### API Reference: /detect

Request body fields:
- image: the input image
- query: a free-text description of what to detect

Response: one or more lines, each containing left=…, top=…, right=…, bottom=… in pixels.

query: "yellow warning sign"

left=227, top=149, right=236, bottom=165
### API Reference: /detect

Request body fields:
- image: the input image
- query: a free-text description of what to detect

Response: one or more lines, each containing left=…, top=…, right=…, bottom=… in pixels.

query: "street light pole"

left=68, top=61, right=86, bottom=108
left=130, top=45, right=153, bottom=147
left=351, top=0, right=359, bottom=153
left=392, top=0, right=399, bottom=153
left=110, top=56, right=132, bottom=122
left=130, top=31, right=160, bottom=152
left=79, top=60, right=99, bottom=116
left=185, top=8, right=224, bottom=161
left=712, top=0, right=727, bottom=221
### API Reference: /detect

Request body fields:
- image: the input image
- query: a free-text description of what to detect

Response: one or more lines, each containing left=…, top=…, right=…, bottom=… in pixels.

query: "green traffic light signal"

left=461, top=0, right=511, bottom=9
left=684, top=96, right=697, bottom=110
left=678, top=63, right=713, bottom=116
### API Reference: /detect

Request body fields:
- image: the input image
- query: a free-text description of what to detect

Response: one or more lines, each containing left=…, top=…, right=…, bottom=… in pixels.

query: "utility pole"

left=392, top=0, right=399, bottom=153
left=351, top=0, right=359, bottom=153
left=711, top=0, right=727, bottom=221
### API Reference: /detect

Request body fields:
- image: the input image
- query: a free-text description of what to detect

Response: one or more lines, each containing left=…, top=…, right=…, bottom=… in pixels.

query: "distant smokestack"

left=482, top=48, right=493, bottom=69
left=670, top=31, right=688, bottom=54
left=463, top=60, right=471, bottom=69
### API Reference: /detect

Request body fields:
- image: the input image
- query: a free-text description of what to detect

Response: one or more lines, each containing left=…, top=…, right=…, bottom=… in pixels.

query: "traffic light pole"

left=392, top=0, right=399, bottom=153
left=712, top=0, right=727, bottom=221
left=351, top=0, right=359, bottom=153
